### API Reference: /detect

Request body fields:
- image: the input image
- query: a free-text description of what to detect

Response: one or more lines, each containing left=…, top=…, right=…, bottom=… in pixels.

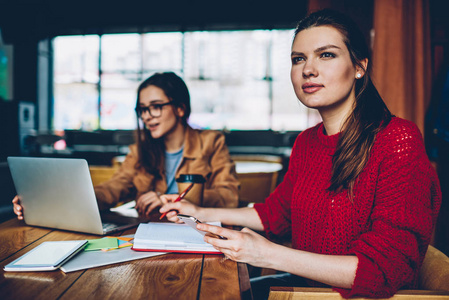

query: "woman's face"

left=290, top=25, right=362, bottom=118
left=138, top=85, right=184, bottom=140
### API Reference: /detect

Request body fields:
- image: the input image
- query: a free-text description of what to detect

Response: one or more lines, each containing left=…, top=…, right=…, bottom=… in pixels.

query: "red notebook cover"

left=131, top=247, right=222, bottom=255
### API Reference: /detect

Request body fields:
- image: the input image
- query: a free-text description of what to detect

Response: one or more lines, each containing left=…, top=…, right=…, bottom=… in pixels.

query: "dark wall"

left=12, top=41, right=38, bottom=104
left=430, top=0, right=449, bottom=75
left=428, top=0, right=449, bottom=256
left=0, top=162, right=15, bottom=221
left=0, top=0, right=308, bottom=42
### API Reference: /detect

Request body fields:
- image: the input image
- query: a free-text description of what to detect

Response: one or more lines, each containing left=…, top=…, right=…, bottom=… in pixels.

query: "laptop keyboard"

left=102, top=222, right=119, bottom=232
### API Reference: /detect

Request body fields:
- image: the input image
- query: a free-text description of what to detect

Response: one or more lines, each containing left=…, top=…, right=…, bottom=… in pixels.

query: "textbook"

left=132, top=222, right=222, bottom=254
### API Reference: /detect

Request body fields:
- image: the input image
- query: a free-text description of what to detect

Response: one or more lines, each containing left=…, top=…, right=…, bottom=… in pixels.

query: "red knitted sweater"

left=254, top=117, right=441, bottom=298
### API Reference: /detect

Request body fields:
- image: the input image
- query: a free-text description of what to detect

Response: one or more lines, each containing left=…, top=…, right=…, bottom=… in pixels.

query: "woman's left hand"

left=135, top=191, right=162, bottom=217
left=197, top=223, right=273, bottom=267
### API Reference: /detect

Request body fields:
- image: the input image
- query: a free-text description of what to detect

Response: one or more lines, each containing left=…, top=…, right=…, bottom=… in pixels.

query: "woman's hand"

left=159, top=196, right=202, bottom=223
left=197, top=223, right=274, bottom=267
left=12, top=196, right=24, bottom=220
left=135, top=191, right=162, bottom=217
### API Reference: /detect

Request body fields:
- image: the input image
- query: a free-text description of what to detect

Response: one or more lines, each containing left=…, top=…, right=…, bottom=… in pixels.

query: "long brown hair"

left=294, top=9, right=392, bottom=196
left=135, top=72, right=191, bottom=179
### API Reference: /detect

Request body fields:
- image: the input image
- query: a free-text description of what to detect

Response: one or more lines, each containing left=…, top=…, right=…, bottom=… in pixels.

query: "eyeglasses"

left=135, top=102, right=173, bottom=118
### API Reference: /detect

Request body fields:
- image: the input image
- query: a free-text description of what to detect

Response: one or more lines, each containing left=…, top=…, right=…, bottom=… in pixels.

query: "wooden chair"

left=268, top=245, right=449, bottom=300
left=88, top=165, right=118, bottom=186
left=112, top=155, right=126, bottom=168
left=232, top=154, right=284, bottom=207
left=232, top=154, right=284, bottom=277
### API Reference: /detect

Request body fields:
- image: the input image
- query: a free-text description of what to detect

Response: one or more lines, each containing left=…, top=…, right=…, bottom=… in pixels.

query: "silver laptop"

left=7, top=156, right=141, bottom=235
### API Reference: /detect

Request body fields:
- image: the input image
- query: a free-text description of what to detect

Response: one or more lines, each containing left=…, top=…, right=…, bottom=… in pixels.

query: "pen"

left=159, top=182, right=194, bottom=220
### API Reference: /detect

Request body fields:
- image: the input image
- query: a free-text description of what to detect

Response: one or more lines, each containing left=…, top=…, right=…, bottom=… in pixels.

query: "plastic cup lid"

left=176, top=174, right=206, bottom=183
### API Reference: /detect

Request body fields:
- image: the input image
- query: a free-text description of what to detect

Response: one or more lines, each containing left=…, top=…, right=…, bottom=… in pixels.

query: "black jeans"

left=250, top=272, right=308, bottom=300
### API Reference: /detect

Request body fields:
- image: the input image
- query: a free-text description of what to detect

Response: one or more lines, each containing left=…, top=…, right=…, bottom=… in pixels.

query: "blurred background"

left=1, top=0, right=448, bottom=254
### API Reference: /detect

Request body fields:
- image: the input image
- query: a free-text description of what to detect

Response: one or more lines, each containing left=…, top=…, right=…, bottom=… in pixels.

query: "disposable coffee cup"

left=176, top=174, right=206, bottom=206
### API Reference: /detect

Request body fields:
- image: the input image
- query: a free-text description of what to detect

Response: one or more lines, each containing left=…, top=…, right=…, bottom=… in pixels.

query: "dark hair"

left=294, top=9, right=392, bottom=196
left=135, top=72, right=191, bottom=178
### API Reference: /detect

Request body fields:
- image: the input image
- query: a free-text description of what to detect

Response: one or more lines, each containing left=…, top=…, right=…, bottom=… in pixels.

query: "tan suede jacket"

left=94, top=126, right=239, bottom=210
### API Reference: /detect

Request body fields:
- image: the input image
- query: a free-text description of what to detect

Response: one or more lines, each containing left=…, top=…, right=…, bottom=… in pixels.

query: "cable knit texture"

left=254, top=117, right=441, bottom=298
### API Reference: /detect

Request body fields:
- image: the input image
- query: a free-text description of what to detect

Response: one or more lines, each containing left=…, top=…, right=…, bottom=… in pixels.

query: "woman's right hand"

left=159, top=196, right=202, bottom=223
left=12, top=196, right=24, bottom=220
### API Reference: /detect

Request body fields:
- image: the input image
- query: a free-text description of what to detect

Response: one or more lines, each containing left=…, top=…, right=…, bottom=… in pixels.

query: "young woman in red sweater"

left=160, top=9, right=441, bottom=298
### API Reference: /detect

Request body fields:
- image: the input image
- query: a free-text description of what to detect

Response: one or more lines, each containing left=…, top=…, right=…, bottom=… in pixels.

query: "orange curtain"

left=372, top=0, right=432, bottom=135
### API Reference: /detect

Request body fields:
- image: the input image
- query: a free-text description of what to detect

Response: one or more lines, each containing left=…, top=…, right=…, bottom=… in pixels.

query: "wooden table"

left=0, top=218, right=252, bottom=300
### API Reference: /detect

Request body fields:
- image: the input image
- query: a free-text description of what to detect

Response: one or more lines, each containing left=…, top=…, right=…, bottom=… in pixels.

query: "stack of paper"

left=60, top=235, right=165, bottom=273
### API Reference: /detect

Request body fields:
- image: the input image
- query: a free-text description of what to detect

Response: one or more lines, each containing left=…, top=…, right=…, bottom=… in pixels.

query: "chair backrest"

left=112, top=155, right=126, bottom=168
left=419, top=245, right=449, bottom=291
left=231, top=154, right=283, bottom=164
left=268, top=287, right=449, bottom=299
left=232, top=154, right=283, bottom=206
left=89, top=166, right=118, bottom=186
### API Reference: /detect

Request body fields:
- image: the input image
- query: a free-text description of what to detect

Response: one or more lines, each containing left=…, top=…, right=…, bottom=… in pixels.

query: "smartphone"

left=177, top=214, right=226, bottom=239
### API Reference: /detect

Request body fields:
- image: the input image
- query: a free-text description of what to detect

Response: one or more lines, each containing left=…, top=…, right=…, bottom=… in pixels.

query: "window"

left=53, top=35, right=100, bottom=130
left=53, top=30, right=321, bottom=131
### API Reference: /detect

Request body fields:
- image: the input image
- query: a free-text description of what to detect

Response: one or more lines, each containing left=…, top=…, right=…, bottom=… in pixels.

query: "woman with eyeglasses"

left=159, top=9, right=441, bottom=299
left=13, top=72, right=239, bottom=219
